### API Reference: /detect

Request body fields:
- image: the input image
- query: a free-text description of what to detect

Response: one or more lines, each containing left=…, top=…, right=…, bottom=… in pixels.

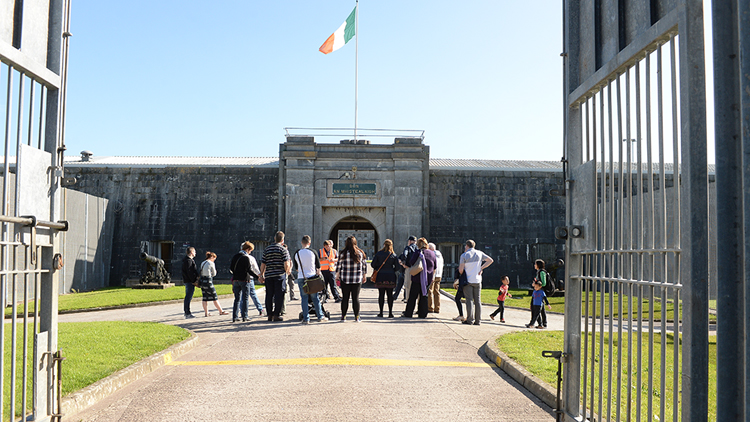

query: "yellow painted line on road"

left=168, top=357, right=495, bottom=368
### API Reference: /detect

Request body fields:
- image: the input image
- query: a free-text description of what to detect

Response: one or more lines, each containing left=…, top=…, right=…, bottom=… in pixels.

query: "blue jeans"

left=232, top=281, right=250, bottom=319
left=297, top=279, right=324, bottom=322
left=248, top=280, right=263, bottom=312
left=184, top=282, right=196, bottom=316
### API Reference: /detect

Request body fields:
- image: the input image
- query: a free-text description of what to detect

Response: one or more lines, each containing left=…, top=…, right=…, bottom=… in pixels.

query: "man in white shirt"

left=294, top=235, right=328, bottom=324
left=458, top=239, right=494, bottom=325
left=427, top=243, right=444, bottom=313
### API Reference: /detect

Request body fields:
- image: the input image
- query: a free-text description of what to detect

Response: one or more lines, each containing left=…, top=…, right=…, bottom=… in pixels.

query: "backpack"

left=538, top=269, right=555, bottom=296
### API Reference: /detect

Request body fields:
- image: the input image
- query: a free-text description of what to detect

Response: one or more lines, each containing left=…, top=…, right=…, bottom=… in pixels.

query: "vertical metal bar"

left=27, top=82, right=35, bottom=147
left=635, top=285, right=651, bottom=422
left=1, top=64, right=12, bottom=422
left=10, top=244, right=17, bottom=422
left=742, top=0, right=750, bottom=419
left=14, top=75, right=25, bottom=217
left=669, top=37, right=681, bottom=248
left=582, top=262, right=590, bottom=419
left=616, top=73, right=626, bottom=422
left=22, top=245, right=29, bottom=419
left=713, top=0, right=743, bottom=419
left=668, top=35, right=681, bottom=422
left=648, top=284, right=655, bottom=422
left=586, top=100, right=591, bottom=162
left=36, top=85, right=45, bottom=150
left=599, top=84, right=608, bottom=422
left=656, top=42, right=668, bottom=422
left=634, top=57, right=644, bottom=422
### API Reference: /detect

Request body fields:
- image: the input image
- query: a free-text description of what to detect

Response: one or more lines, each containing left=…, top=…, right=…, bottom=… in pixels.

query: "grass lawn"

left=6, top=284, right=241, bottom=316
left=3, top=321, right=190, bottom=421
left=443, top=287, right=700, bottom=322
left=497, top=331, right=717, bottom=422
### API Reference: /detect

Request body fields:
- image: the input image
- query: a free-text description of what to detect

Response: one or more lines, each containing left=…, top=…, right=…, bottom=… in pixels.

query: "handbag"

left=296, top=251, right=326, bottom=294
left=409, top=251, right=423, bottom=276
left=371, top=254, right=389, bottom=286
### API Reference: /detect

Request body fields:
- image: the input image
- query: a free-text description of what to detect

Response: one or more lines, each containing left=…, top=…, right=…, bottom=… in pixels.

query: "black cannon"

left=139, top=252, right=171, bottom=284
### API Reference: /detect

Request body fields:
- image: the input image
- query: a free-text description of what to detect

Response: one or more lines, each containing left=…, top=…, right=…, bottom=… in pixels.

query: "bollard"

left=542, top=350, right=566, bottom=422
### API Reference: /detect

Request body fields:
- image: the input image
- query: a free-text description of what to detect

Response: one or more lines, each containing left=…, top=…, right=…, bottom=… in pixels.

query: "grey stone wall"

left=428, top=170, right=567, bottom=288
left=62, top=189, right=113, bottom=293
left=68, top=166, right=279, bottom=285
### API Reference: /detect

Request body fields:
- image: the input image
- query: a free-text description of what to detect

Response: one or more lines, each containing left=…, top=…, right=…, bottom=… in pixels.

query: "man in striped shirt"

left=259, top=231, right=292, bottom=321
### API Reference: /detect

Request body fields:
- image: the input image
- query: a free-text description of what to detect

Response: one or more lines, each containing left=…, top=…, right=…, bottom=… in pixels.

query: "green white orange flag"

left=319, top=6, right=357, bottom=54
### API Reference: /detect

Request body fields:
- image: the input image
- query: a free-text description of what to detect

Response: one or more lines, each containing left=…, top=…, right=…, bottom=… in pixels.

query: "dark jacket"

left=181, top=255, right=199, bottom=284
left=371, top=250, right=398, bottom=284
left=230, top=252, right=259, bottom=281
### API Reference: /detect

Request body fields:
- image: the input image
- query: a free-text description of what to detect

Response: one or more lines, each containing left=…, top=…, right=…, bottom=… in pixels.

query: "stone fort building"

left=65, top=137, right=566, bottom=288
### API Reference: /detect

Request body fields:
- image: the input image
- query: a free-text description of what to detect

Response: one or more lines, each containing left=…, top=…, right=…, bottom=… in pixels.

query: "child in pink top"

left=489, top=276, right=512, bottom=322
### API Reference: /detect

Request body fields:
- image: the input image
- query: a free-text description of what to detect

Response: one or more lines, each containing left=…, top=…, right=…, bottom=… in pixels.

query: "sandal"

left=219, top=311, right=229, bottom=315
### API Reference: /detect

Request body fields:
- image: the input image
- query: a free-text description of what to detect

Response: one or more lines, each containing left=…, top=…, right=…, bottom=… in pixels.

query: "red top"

left=497, top=285, right=509, bottom=301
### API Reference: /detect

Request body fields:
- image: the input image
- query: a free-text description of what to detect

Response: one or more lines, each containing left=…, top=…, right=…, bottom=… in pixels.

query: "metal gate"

left=0, top=0, right=71, bottom=420
left=561, top=0, right=710, bottom=421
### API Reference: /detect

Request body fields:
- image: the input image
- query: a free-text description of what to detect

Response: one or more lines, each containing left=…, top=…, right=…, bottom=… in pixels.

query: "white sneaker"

left=453, top=315, right=465, bottom=321
left=318, top=317, right=329, bottom=322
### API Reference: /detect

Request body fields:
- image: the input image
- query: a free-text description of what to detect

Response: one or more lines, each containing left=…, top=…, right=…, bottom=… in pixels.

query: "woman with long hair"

left=336, top=236, right=367, bottom=322
left=371, top=239, right=399, bottom=317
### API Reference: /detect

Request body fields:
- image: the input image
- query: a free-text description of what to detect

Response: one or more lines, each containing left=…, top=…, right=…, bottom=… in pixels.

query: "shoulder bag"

left=409, top=251, right=424, bottom=276
left=371, top=255, right=388, bottom=285
left=297, top=251, right=325, bottom=295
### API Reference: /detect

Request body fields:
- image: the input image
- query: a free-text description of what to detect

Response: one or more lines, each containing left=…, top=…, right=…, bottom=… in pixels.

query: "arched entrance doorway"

left=329, top=216, right=378, bottom=259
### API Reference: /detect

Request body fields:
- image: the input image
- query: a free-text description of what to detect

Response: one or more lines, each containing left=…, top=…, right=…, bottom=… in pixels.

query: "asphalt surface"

left=62, top=287, right=560, bottom=422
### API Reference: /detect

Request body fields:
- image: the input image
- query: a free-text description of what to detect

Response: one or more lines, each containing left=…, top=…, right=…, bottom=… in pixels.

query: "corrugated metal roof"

left=63, top=156, right=279, bottom=168
left=429, top=159, right=563, bottom=172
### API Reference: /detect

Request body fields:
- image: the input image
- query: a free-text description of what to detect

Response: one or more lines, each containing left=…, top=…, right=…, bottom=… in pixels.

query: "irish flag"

left=319, top=6, right=357, bottom=54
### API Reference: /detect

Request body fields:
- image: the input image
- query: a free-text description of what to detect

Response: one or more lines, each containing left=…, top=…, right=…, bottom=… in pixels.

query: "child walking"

left=526, top=281, right=551, bottom=329
left=489, top=276, right=511, bottom=322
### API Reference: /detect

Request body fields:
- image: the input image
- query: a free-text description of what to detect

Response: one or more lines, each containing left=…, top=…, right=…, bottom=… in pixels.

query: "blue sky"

left=65, top=1, right=565, bottom=160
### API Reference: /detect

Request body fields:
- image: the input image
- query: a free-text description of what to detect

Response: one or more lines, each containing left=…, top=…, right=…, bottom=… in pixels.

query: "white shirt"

left=200, top=260, right=217, bottom=278
left=459, top=248, right=489, bottom=284
left=294, top=248, right=319, bottom=279
left=433, top=250, right=444, bottom=278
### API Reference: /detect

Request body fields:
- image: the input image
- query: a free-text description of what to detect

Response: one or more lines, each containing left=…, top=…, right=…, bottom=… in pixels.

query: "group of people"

left=180, top=232, right=551, bottom=328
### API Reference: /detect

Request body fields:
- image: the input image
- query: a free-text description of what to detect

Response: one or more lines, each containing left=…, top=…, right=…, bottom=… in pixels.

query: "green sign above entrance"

left=331, top=182, right=378, bottom=196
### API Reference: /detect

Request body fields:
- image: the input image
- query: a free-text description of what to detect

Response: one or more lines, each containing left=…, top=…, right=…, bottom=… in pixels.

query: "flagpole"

left=354, top=0, right=358, bottom=140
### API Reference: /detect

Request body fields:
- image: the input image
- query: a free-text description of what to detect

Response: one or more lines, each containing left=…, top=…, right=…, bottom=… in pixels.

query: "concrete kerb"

left=440, top=289, right=559, bottom=409
left=482, top=334, right=558, bottom=409
left=58, top=294, right=236, bottom=315
left=62, top=330, right=199, bottom=419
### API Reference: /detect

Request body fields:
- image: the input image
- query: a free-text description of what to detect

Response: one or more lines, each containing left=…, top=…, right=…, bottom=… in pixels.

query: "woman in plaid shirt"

left=336, top=236, right=367, bottom=322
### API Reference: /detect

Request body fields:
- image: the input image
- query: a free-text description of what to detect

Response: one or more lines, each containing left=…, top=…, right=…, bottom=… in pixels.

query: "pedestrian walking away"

left=489, top=275, right=511, bottom=322
left=181, top=246, right=200, bottom=319
left=371, top=239, right=399, bottom=318
left=403, top=237, right=436, bottom=319
left=259, top=231, right=292, bottom=321
left=229, top=241, right=263, bottom=322
left=199, top=252, right=229, bottom=317
left=294, top=235, right=328, bottom=324
left=458, top=239, right=494, bottom=325
left=427, top=242, right=444, bottom=313
left=337, top=236, right=367, bottom=322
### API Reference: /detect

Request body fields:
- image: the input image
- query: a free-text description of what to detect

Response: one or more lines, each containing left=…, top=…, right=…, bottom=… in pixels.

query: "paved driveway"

left=63, top=287, right=557, bottom=421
